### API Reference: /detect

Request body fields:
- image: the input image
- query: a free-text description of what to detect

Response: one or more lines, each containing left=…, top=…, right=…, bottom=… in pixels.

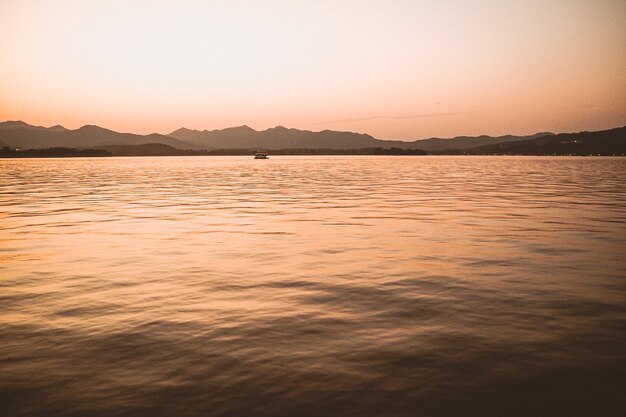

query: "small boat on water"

left=254, top=150, right=268, bottom=159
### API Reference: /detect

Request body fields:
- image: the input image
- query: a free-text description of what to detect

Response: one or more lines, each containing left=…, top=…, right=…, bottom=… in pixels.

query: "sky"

left=1, top=0, right=625, bottom=140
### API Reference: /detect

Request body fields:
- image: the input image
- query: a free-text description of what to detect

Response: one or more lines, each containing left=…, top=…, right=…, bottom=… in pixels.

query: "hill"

left=0, top=122, right=198, bottom=150
left=461, top=126, right=626, bottom=155
left=0, top=120, right=68, bottom=132
left=168, top=125, right=551, bottom=150
left=168, top=125, right=385, bottom=149
left=409, top=133, right=553, bottom=151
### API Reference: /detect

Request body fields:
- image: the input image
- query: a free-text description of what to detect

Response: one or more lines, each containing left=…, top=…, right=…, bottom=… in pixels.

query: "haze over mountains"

left=1, top=120, right=557, bottom=151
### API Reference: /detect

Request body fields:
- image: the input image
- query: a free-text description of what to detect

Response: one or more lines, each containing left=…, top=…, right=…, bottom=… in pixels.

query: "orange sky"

left=1, top=0, right=625, bottom=139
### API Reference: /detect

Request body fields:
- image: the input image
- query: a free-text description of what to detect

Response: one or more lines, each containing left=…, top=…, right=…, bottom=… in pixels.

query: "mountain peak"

left=79, top=124, right=109, bottom=131
left=169, top=127, right=197, bottom=135
left=0, top=120, right=33, bottom=130
left=77, top=125, right=118, bottom=137
left=0, top=120, right=68, bottom=132
left=224, top=125, right=256, bottom=132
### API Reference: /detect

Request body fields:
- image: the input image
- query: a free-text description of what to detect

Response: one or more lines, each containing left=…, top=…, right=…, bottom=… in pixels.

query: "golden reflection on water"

left=1, top=156, right=625, bottom=416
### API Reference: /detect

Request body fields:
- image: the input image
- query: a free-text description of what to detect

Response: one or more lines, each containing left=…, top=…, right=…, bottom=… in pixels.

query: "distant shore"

left=1, top=145, right=624, bottom=158
left=0, top=146, right=427, bottom=158
left=0, top=147, right=112, bottom=158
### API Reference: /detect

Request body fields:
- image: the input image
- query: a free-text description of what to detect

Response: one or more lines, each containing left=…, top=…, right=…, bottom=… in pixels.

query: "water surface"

left=1, top=156, right=625, bottom=416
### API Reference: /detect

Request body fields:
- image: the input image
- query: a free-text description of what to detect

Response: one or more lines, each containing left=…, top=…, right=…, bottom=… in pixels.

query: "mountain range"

left=167, top=125, right=553, bottom=151
left=0, top=120, right=623, bottom=154
left=0, top=120, right=554, bottom=151
left=0, top=122, right=196, bottom=150
left=462, top=126, right=626, bottom=156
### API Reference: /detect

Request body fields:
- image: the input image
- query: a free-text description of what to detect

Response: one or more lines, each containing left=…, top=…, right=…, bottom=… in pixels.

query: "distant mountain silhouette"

left=0, top=121, right=198, bottom=149
left=1, top=120, right=622, bottom=153
left=407, top=133, right=553, bottom=151
left=460, top=126, right=626, bottom=155
left=0, top=120, right=68, bottom=132
left=169, top=125, right=384, bottom=149
left=168, top=125, right=553, bottom=150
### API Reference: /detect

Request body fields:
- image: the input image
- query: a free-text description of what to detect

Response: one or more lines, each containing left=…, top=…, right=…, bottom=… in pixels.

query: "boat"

left=254, top=150, right=268, bottom=159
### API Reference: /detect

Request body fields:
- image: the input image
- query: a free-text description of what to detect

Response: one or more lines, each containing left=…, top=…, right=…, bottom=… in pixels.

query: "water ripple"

left=1, top=156, right=625, bottom=416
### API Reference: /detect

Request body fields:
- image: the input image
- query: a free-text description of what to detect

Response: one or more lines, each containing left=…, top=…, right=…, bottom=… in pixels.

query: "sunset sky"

left=1, top=0, right=625, bottom=139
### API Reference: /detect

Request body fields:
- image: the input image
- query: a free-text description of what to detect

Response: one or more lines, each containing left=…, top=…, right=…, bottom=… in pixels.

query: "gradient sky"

left=1, top=0, right=625, bottom=139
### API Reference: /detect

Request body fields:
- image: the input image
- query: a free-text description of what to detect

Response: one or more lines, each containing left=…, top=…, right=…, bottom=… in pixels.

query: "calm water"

left=1, top=156, right=625, bottom=416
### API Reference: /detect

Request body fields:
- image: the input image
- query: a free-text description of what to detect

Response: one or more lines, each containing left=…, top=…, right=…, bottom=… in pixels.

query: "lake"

left=1, top=156, right=625, bottom=416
